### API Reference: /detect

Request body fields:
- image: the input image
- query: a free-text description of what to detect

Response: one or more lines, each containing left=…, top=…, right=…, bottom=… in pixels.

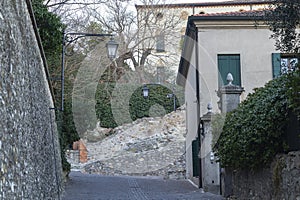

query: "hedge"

left=213, top=74, right=290, bottom=170
left=95, top=82, right=184, bottom=128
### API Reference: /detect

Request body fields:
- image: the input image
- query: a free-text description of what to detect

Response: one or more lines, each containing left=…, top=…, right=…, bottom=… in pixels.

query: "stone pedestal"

left=217, top=73, right=244, bottom=113
left=217, top=73, right=244, bottom=197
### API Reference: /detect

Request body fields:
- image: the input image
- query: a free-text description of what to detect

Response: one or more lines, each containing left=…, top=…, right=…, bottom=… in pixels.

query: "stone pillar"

left=217, top=73, right=244, bottom=113
left=200, top=103, right=220, bottom=194
left=217, top=73, right=244, bottom=197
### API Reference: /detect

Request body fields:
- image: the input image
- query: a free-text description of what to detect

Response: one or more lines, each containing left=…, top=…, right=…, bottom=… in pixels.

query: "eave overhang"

left=176, top=13, right=266, bottom=86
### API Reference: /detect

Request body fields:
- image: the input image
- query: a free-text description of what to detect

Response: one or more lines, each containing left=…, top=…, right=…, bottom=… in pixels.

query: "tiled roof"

left=193, top=9, right=266, bottom=17
left=136, top=0, right=273, bottom=9
left=198, top=0, right=273, bottom=5
left=225, top=0, right=272, bottom=3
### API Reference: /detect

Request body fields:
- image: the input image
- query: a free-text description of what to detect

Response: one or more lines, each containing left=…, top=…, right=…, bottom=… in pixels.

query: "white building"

left=177, top=3, right=299, bottom=194
left=135, top=0, right=272, bottom=83
left=137, top=0, right=298, bottom=195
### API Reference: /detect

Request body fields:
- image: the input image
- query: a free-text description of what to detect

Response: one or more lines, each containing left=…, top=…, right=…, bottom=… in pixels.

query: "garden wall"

left=232, top=151, right=300, bottom=200
left=0, top=1, right=62, bottom=199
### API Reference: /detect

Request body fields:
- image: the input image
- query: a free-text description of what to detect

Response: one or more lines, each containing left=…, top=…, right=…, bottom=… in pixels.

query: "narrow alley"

left=62, top=172, right=224, bottom=200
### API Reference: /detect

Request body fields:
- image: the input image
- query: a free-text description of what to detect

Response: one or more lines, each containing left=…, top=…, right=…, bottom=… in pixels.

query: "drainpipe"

left=195, top=25, right=203, bottom=189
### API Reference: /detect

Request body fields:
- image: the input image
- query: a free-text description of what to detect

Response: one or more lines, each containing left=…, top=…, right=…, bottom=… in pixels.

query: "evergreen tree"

left=265, top=0, right=300, bottom=53
left=265, top=0, right=300, bottom=118
left=32, top=0, right=80, bottom=172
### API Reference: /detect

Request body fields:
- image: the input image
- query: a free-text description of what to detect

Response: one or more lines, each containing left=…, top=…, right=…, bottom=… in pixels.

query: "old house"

left=135, top=0, right=272, bottom=82
left=175, top=4, right=293, bottom=194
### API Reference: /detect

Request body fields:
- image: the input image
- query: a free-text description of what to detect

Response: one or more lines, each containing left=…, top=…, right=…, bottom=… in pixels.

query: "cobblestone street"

left=62, top=172, right=224, bottom=200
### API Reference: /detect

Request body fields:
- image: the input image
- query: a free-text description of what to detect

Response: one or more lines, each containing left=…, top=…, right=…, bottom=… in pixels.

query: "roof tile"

left=193, top=9, right=266, bottom=17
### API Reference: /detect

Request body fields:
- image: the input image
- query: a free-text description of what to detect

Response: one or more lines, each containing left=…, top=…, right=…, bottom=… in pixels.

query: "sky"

left=172, top=0, right=229, bottom=2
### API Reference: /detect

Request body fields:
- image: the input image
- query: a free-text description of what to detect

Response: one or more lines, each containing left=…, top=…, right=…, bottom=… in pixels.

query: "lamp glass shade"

left=142, top=85, right=149, bottom=98
left=106, top=38, right=119, bottom=60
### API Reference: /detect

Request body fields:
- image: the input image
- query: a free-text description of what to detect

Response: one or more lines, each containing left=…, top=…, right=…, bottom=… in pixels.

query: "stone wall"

left=231, top=151, right=300, bottom=200
left=0, top=1, right=62, bottom=199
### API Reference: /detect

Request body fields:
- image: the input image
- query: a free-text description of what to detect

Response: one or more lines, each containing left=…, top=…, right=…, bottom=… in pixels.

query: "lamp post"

left=167, top=91, right=176, bottom=111
left=60, top=32, right=118, bottom=111
left=166, top=83, right=176, bottom=111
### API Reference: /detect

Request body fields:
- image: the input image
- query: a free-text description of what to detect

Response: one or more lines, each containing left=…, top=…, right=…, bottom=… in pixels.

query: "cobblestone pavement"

left=62, top=172, right=224, bottom=200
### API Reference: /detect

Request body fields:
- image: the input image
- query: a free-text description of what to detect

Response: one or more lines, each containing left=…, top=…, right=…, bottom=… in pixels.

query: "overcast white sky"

left=172, top=0, right=229, bottom=2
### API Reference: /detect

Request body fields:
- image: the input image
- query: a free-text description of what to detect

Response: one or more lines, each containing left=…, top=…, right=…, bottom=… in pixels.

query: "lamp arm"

left=64, top=32, right=113, bottom=48
left=59, top=31, right=115, bottom=111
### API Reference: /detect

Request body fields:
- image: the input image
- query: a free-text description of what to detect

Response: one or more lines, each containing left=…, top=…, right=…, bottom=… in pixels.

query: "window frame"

left=156, top=33, right=165, bottom=53
left=272, top=53, right=299, bottom=78
left=217, top=54, right=241, bottom=87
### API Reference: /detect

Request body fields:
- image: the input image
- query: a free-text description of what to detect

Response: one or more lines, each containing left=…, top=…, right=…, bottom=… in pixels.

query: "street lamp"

left=167, top=92, right=176, bottom=111
left=166, top=84, right=176, bottom=111
left=141, top=84, right=176, bottom=111
left=60, top=32, right=118, bottom=111
left=142, top=84, right=150, bottom=98
left=106, top=37, right=119, bottom=60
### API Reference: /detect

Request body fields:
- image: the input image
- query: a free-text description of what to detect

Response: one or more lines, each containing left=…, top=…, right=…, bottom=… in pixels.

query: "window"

left=156, top=33, right=165, bottom=52
left=272, top=53, right=299, bottom=78
left=217, top=54, right=241, bottom=87
left=156, top=66, right=165, bottom=83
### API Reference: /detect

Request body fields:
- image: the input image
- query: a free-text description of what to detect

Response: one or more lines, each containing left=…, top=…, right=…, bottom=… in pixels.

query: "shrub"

left=213, top=75, right=290, bottom=169
left=287, top=65, right=300, bottom=118
left=129, top=84, right=180, bottom=120
left=95, top=82, right=183, bottom=128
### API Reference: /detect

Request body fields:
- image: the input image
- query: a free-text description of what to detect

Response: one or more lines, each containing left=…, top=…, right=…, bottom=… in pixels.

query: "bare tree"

left=41, top=0, right=184, bottom=134
left=45, top=0, right=108, bottom=13
left=45, top=0, right=183, bottom=83
left=87, top=0, right=183, bottom=82
left=45, top=0, right=108, bottom=32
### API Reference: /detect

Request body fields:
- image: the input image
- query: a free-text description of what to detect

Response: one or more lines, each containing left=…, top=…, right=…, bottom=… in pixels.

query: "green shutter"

left=272, top=53, right=281, bottom=78
left=218, top=55, right=241, bottom=87
left=192, top=139, right=200, bottom=177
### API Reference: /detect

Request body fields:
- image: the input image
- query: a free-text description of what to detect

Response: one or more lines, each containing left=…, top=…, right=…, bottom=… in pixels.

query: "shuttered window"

left=272, top=53, right=299, bottom=78
left=272, top=53, right=281, bottom=78
left=217, top=54, right=241, bottom=87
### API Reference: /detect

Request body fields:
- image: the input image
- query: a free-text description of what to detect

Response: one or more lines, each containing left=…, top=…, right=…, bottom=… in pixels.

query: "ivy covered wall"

left=213, top=74, right=293, bottom=170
